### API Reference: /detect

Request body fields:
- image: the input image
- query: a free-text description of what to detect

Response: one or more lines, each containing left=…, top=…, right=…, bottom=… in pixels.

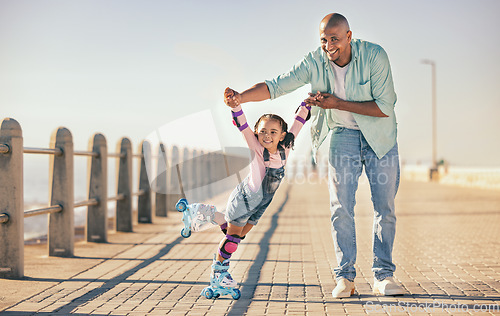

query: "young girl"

left=204, top=88, right=311, bottom=297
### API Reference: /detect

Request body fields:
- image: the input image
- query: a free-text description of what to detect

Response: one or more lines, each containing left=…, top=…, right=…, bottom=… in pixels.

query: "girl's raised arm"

left=289, top=102, right=311, bottom=138
left=231, top=105, right=260, bottom=150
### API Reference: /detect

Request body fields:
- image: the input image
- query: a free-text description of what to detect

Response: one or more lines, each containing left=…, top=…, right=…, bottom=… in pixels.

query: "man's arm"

left=224, top=83, right=270, bottom=107
left=225, top=50, right=315, bottom=107
left=304, top=92, right=388, bottom=118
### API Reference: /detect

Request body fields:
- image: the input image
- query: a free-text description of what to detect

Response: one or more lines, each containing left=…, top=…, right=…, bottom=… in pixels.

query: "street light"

left=421, top=59, right=438, bottom=180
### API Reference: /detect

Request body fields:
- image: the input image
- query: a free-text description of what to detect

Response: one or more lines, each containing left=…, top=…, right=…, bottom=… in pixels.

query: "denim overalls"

left=225, top=146, right=286, bottom=227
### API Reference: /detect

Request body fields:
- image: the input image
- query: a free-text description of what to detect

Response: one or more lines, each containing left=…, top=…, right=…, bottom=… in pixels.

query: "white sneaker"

left=373, top=277, right=405, bottom=296
left=332, top=278, right=355, bottom=298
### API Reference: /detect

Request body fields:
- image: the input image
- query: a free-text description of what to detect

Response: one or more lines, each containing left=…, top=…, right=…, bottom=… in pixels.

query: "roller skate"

left=201, top=257, right=241, bottom=300
left=176, top=198, right=219, bottom=238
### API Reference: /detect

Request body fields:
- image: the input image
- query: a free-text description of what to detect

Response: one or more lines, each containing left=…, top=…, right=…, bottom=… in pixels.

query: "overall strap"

left=278, top=146, right=286, bottom=166
left=263, top=148, right=270, bottom=168
left=263, top=146, right=286, bottom=168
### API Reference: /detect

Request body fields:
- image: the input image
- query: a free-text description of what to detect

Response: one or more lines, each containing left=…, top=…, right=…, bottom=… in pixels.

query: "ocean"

left=23, top=155, right=126, bottom=241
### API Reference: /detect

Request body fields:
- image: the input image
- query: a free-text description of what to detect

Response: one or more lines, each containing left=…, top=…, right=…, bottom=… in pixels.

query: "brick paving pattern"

left=1, top=179, right=499, bottom=315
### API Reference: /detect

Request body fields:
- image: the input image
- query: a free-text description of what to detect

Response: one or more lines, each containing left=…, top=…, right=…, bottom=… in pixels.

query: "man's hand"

left=304, top=91, right=341, bottom=110
left=224, top=87, right=241, bottom=108
left=304, top=91, right=389, bottom=117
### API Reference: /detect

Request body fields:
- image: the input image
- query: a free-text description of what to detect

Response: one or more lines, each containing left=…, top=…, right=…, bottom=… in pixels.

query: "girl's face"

left=255, top=118, right=286, bottom=153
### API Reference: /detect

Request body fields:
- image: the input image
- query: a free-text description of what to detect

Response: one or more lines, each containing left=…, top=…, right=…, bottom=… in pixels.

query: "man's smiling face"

left=320, top=24, right=352, bottom=67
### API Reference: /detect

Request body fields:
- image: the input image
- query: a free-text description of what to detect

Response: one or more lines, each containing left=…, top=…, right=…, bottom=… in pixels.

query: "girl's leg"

left=216, top=223, right=244, bottom=262
left=220, top=221, right=253, bottom=236
left=225, top=223, right=244, bottom=235
left=241, top=223, right=254, bottom=237
left=211, top=223, right=252, bottom=289
left=211, top=223, right=244, bottom=289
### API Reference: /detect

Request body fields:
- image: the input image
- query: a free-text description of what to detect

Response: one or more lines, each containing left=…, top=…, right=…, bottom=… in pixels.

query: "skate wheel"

left=180, top=228, right=191, bottom=238
left=203, top=288, right=214, bottom=299
left=213, top=293, right=220, bottom=299
left=231, top=289, right=241, bottom=300
left=176, top=199, right=188, bottom=212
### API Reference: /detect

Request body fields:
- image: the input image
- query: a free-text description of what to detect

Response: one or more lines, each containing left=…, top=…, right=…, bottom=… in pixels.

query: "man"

left=224, top=13, right=404, bottom=298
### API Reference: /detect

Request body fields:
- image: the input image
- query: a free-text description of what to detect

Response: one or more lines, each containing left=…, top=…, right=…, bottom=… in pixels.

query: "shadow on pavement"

left=0, top=312, right=116, bottom=316
left=227, top=186, right=291, bottom=316
left=6, top=235, right=185, bottom=315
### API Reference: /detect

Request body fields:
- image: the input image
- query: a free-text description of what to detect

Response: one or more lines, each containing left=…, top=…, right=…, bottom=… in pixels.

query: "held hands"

left=225, top=88, right=342, bottom=110
left=304, top=91, right=342, bottom=110
left=224, top=87, right=242, bottom=108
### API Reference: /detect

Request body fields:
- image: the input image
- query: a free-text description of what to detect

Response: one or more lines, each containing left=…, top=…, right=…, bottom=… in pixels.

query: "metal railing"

left=0, top=213, right=9, bottom=224
left=108, top=152, right=126, bottom=158
left=0, top=144, right=10, bottom=154
left=24, top=147, right=63, bottom=156
left=74, top=150, right=99, bottom=157
left=108, top=193, right=125, bottom=202
left=74, top=198, right=99, bottom=208
left=21, top=143, right=135, bottom=220
left=24, top=205, right=63, bottom=218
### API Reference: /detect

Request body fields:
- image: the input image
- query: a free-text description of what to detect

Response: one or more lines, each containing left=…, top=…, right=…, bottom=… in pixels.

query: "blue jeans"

left=328, top=127, right=400, bottom=281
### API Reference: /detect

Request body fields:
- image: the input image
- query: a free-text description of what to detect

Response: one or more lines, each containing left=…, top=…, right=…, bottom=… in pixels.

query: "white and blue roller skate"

left=201, top=256, right=241, bottom=300
left=176, top=198, right=220, bottom=238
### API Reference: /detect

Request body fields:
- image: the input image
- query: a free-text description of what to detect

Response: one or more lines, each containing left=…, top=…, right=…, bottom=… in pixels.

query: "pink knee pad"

left=219, top=234, right=242, bottom=259
left=224, top=242, right=238, bottom=253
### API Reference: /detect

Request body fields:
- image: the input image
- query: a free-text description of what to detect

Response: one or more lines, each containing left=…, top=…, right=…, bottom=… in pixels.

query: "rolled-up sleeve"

left=370, top=46, right=397, bottom=116
left=265, top=54, right=312, bottom=100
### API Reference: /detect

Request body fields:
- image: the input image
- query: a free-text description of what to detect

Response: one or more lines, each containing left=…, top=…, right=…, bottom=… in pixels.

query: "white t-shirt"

left=328, top=61, right=360, bottom=130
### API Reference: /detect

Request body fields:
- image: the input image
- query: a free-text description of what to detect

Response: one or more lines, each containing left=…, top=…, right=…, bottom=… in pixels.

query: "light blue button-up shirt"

left=265, top=39, right=397, bottom=159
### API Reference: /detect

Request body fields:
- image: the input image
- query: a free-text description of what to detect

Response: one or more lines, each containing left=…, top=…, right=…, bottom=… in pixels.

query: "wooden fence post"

left=155, top=143, right=167, bottom=217
left=205, top=152, right=213, bottom=199
left=199, top=150, right=209, bottom=202
left=167, top=145, right=181, bottom=211
left=138, top=140, right=152, bottom=223
left=198, top=150, right=206, bottom=201
left=87, top=133, right=108, bottom=243
left=48, top=127, right=74, bottom=257
left=191, top=149, right=198, bottom=201
left=116, top=138, right=133, bottom=232
left=0, top=118, right=24, bottom=278
left=208, top=152, right=215, bottom=197
left=215, top=151, right=226, bottom=196
left=182, top=148, right=191, bottom=199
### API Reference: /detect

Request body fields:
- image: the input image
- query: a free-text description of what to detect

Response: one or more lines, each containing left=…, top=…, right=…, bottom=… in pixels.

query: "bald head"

left=320, top=13, right=350, bottom=33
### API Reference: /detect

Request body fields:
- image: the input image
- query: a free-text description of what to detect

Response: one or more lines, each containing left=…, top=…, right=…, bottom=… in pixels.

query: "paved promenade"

left=1, top=179, right=500, bottom=315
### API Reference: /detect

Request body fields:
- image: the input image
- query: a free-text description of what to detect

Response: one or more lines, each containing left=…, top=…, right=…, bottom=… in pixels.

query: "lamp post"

left=421, top=59, right=438, bottom=180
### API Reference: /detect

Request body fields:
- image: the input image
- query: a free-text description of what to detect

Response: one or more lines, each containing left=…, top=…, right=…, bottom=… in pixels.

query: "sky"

left=1, top=0, right=500, bottom=167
